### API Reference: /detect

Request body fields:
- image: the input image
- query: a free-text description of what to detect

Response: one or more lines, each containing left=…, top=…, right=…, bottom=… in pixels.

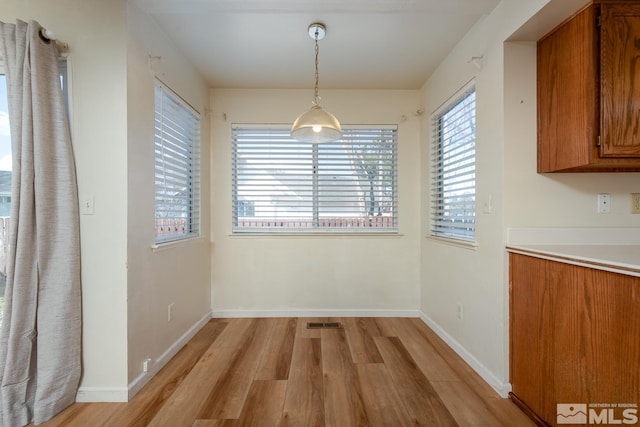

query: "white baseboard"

left=418, top=310, right=512, bottom=398
left=127, top=311, right=212, bottom=400
left=76, top=311, right=212, bottom=403
left=75, top=387, right=128, bottom=403
left=211, top=308, right=419, bottom=318
left=76, top=309, right=511, bottom=402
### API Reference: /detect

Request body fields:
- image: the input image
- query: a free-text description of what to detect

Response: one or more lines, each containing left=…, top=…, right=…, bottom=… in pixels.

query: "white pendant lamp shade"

left=291, top=104, right=342, bottom=143
left=291, top=23, right=342, bottom=143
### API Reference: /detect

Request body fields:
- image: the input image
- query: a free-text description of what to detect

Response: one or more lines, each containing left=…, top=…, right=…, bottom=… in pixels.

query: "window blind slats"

left=154, top=81, right=201, bottom=243
left=433, top=122, right=476, bottom=145
left=433, top=164, right=475, bottom=182
left=430, top=86, right=476, bottom=241
left=232, top=125, right=397, bottom=233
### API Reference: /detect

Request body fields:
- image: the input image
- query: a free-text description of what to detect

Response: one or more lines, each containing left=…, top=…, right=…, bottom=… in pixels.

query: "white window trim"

left=430, top=80, right=477, bottom=244
left=154, top=79, right=201, bottom=244
left=231, top=124, right=399, bottom=235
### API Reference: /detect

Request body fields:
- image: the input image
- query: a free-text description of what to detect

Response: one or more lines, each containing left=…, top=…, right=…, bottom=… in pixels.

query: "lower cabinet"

left=509, top=253, right=640, bottom=426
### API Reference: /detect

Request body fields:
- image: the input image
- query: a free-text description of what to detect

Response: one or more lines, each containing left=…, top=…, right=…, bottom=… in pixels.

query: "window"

left=431, top=83, right=476, bottom=242
left=0, top=60, right=69, bottom=320
left=0, top=72, right=9, bottom=320
left=154, top=81, right=200, bottom=243
left=0, top=58, right=69, bottom=320
left=232, top=125, right=397, bottom=233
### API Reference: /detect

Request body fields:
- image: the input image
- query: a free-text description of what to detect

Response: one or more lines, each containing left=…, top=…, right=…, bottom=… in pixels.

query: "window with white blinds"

left=154, top=81, right=200, bottom=243
left=431, top=84, right=476, bottom=242
left=232, top=125, right=397, bottom=233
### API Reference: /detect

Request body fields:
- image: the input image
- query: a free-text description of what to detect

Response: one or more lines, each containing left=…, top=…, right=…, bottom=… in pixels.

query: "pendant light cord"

left=313, top=29, right=320, bottom=106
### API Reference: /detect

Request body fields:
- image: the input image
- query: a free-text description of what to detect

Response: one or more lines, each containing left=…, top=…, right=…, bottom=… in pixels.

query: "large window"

left=154, top=81, right=201, bottom=243
left=232, top=125, right=397, bottom=233
left=1, top=61, right=68, bottom=320
left=431, top=84, right=476, bottom=242
left=0, top=72, right=9, bottom=320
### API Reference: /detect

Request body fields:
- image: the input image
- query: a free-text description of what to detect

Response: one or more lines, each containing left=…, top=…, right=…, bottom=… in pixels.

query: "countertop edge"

left=506, top=245, right=640, bottom=278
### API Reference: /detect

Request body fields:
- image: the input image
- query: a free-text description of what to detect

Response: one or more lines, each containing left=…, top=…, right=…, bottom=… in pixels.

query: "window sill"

left=151, top=235, right=205, bottom=252
left=229, top=231, right=403, bottom=238
left=426, top=235, right=478, bottom=250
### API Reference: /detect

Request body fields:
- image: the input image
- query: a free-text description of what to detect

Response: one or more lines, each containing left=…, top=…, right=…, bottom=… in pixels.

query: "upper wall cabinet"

left=537, top=2, right=640, bottom=172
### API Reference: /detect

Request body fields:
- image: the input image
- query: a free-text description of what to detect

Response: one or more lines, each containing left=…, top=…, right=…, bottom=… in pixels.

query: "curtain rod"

left=0, top=27, right=69, bottom=62
left=39, top=28, right=70, bottom=57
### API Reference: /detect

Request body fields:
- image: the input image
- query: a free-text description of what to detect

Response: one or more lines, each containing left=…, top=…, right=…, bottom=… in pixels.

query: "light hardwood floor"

left=38, top=318, right=534, bottom=426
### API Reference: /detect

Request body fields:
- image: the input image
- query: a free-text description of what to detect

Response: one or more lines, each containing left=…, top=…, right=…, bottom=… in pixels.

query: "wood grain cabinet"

left=509, top=253, right=640, bottom=426
left=537, top=2, right=640, bottom=172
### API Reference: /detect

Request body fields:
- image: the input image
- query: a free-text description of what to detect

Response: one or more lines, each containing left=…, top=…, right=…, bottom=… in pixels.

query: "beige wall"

left=504, top=40, right=640, bottom=227
left=1, top=0, right=130, bottom=400
left=210, top=89, right=421, bottom=315
left=420, top=8, right=511, bottom=392
left=2, top=0, right=212, bottom=401
left=126, top=4, right=211, bottom=390
left=420, top=0, right=638, bottom=397
left=5, top=0, right=637, bottom=405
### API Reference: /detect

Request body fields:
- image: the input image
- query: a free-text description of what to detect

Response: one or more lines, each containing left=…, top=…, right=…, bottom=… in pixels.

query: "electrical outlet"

left=142, top=358, right=152, bottom=373
left=168, top=303, right=174, bottom=322
left=597, top=193, right=610, bottom=214
left=632, top=193, right=640, bottom=214
left=457, top=303, right=463, bottom=321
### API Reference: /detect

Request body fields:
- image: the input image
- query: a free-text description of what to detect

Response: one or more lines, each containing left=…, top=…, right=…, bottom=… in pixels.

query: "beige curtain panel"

left=0, top=20, right=81, bottom=426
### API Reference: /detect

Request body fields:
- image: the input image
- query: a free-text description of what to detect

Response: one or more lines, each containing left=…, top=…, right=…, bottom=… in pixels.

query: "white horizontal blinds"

left=318, top=129, right=397, bottom=227
left=232, top=125, right=397, bottom=232
left=233, top=127, right=314, bottom=230
left=431, top=86, right=476, bottom=241
left=154, top=81, right=200, bottom=243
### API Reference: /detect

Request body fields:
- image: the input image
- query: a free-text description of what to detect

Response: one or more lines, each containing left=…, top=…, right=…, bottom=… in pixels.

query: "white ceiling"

left=131, top=0, right=502, bottom=90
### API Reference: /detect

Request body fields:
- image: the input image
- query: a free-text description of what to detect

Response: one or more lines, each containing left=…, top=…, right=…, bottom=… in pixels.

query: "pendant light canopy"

left=291, top=23, right=342, bottom=143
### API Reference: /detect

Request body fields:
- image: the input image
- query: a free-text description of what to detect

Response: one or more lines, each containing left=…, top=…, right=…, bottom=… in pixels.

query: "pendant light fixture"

left=291, top=23, right=342, bottom=143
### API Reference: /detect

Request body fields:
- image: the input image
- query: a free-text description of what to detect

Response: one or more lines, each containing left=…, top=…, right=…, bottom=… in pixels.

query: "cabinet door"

left=510, top=253, right=640, bottom=425
left=537, top=5, right=598, bottom=172
left=600, top=4, right=640, bottom=157
left=510, top=254, right=555, bottom=422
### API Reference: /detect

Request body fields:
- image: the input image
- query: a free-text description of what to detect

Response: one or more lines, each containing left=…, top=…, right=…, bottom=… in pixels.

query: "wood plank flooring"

left=37, top=318, right=534, bottom=427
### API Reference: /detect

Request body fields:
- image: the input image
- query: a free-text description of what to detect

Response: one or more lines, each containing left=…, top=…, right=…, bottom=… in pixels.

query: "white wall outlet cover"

left=597, top=193, right=610, bottom=214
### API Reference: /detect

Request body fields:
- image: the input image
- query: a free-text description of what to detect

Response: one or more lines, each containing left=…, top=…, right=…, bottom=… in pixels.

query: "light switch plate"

left=81, top=196, right=95, bottom=215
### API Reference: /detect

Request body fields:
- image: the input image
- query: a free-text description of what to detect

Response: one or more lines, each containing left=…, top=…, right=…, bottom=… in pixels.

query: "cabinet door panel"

left=580, top=268, right=640, bottom=402
left=537, top=6, right=598, bottom=171
left=600, top=4, right=640, bottom=157
left=510, top=255, right=555, bottom=421
left=510, top=253, right=640, bottom=426
left=550, top=262, right=586, bottom=407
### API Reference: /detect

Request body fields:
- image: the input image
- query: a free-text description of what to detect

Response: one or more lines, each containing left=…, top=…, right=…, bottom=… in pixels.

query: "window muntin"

left=154, top=81, right=201, bottom=243
left=232, top=125, right=398, bottom=233
left=431, top=85, right=476, bottom=242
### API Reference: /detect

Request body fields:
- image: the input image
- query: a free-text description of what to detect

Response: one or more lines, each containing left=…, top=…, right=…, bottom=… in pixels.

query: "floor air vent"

left=306, top=322, right=342, bottom=329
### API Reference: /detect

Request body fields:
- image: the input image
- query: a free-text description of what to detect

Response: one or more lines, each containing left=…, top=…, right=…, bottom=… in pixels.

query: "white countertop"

left=506, top=228, right=640, bottom=277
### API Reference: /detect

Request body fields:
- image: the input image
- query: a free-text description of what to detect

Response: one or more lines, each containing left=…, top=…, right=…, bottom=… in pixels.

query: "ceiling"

left=131, top=0, right=502, bottom=90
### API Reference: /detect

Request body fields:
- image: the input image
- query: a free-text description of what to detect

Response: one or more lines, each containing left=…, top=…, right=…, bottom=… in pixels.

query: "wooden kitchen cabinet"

left=537, top=2, right=640, bottom=172
left=509, top=253, right=640, bottom=426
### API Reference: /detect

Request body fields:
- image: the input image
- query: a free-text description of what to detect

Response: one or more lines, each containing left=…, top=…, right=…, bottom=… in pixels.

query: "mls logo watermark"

left=557, top=403, right=638, bottom=425
left=558, top=404, right=587, bottom=424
